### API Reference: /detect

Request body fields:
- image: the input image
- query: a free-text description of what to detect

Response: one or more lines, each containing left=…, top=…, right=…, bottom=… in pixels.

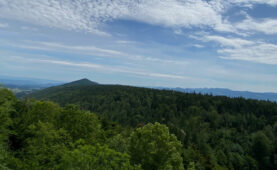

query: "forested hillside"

left=0, top=88, right=184, bottom=170
left=26, top=79, right=277, bottom=169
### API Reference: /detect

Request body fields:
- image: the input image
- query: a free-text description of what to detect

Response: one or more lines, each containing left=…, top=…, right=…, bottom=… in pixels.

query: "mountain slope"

left=28, top=79, right=277, bottom=125
left=61, top=78, right=98, bottom=87
left=27, top=78, right=98, bottom=99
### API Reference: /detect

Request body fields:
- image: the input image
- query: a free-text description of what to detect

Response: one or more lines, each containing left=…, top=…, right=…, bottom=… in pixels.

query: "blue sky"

left=0, top=0, right=277, bottom=92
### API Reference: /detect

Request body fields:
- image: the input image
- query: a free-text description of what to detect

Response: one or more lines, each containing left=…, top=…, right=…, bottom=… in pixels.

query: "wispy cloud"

left=0, top=0, right=109, bottom=36
left=1, top=0, right=276, bottom=36
left=5, top=40, right=188, bottom=66
left=38, top=41, right=124, bottom=57
left=0, top=0, right=237, bottom=35
left=194, top=34, right=277, bottom=65
left=0, top=22, right=8, bottom=28
left=235, top=17, right=277, bottom=35
left=219, top=42, right=277, bottom=65
left=6, top=40, right=126, bottom=58
left=192, top=44, right=205, bottom=48
left=122, top=0, right=233, bottom=33
left=202, top=35, right=255, bottom=48
left=20, top=26, right=38, bottom=31
left=10, top=56, right=189, bottom=80
left=116, top=40, right=137, bottom=44
left=231, top=0, right=277, bottom=7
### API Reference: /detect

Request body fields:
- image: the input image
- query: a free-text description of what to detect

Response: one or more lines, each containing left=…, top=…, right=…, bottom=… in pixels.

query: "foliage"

left=59, top=143, right=141, bottom=170
left=0, top=80, right=276, bottom=169
left=1, top=88, right=185, bottom=169
left=129, top=122, right=184, bottom=170
left=0, top=88, right=16, bottom=168
left=27, top=82, right=277, bottom=169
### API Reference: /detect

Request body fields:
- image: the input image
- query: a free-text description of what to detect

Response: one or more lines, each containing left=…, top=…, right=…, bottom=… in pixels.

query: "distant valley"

left=0, top=76, right=64, bottom=97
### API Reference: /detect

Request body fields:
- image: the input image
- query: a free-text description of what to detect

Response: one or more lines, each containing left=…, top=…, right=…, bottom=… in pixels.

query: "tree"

left=0, top=89, right=16, bottom=168
left=129, top=122, right=184, bottom=170
left=59, top=105, right=103, bottom=143
left=187, top=162, right=196, bottom=170
left=251, top=131, right=272, bottom=169
left=59, top=143, right=141, bottom=170
left=13, top=121, right=70, bottom=169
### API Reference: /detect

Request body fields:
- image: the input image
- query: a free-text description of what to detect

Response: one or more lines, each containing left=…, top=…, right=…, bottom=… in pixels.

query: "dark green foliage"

left=27, top=82, right=277, bottom=169
left=12, top=122, right=70, bottom=169
left=129, top=122, right=184, bottom=170
left=59, top=143, right=140, bottom=170
left=251, top=131, right=272, bottom=169
left=58, top=105, right=103, bottom=143
left=0, top=88, right=16, bottom=169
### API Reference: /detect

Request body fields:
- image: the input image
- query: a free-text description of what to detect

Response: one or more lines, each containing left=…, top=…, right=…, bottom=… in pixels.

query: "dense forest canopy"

left=0, top=87, right=184, bottom=170
left=0, top=79, right=277, bottom=169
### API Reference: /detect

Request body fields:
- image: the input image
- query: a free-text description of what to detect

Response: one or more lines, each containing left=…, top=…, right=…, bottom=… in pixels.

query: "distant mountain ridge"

left=5, top=76, right=277, bottom=102
left=156, top=87, right=277, bottom=102
left=27, top=78, right=277, bottom=104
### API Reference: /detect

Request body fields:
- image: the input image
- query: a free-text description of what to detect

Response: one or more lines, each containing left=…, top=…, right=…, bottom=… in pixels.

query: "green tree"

left=129, top=122, right=184, bottom=170
left=187, top=162, right=196, bottom=170
left=12, top=121, right=70, bottom=169
left=59, top=105, right=103, bottom=143
left=108, top=134, right=129, bottom=153
left=0, top=89, right=16, bottom=168
left=59, top=143, right=141, bottom=170
left=252, top=131, right=272, bottom=169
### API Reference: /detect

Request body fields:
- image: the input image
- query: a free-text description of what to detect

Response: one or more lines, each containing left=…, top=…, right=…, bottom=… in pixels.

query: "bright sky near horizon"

left=0, top=0, right=277, bottom=92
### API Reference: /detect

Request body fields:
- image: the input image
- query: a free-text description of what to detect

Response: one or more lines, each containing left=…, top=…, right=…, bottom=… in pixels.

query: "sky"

left=0, top=0, right=277, bottom=92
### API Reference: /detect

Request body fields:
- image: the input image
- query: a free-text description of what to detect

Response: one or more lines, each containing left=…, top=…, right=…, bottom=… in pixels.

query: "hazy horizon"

left=2, top=74, right=277, bottom=94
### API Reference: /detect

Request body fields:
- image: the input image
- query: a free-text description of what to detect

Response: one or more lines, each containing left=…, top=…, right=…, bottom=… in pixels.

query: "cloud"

left=0, top=0, right=109, bottom=36
left=1, top=1, right=276, bottom=66
left=232, top=0, right=277, bottom=6
left=202, top=35, right=255, bottom=48
left=193, top=34, right=277, bottom=65
left=235, top=17, right=277, bottom=35
left=1, top=0, right=276, bottom=36
left=7, top=40, right=124, bottom=57
left=218, top=42, right=277, bottom=65
left=190, top=35, right=277, bottom=65
left=0, top=22, right=8, bottom=28
left=38, top=41, right=124, bottom=56
left=0, top=0, right=237, bottom=35
left=192, top=44, right=204, bottom=48
left=123, top=0, right=231, bottom=32
left=116, top=40, right=137, bottom=44
left=11, top=56, right=189, bottom=80
left=131, top=55, right=189, bottom=65
left=21, top=26, right=38, bottom=31
left=5, top=40, right=188, bottom=66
